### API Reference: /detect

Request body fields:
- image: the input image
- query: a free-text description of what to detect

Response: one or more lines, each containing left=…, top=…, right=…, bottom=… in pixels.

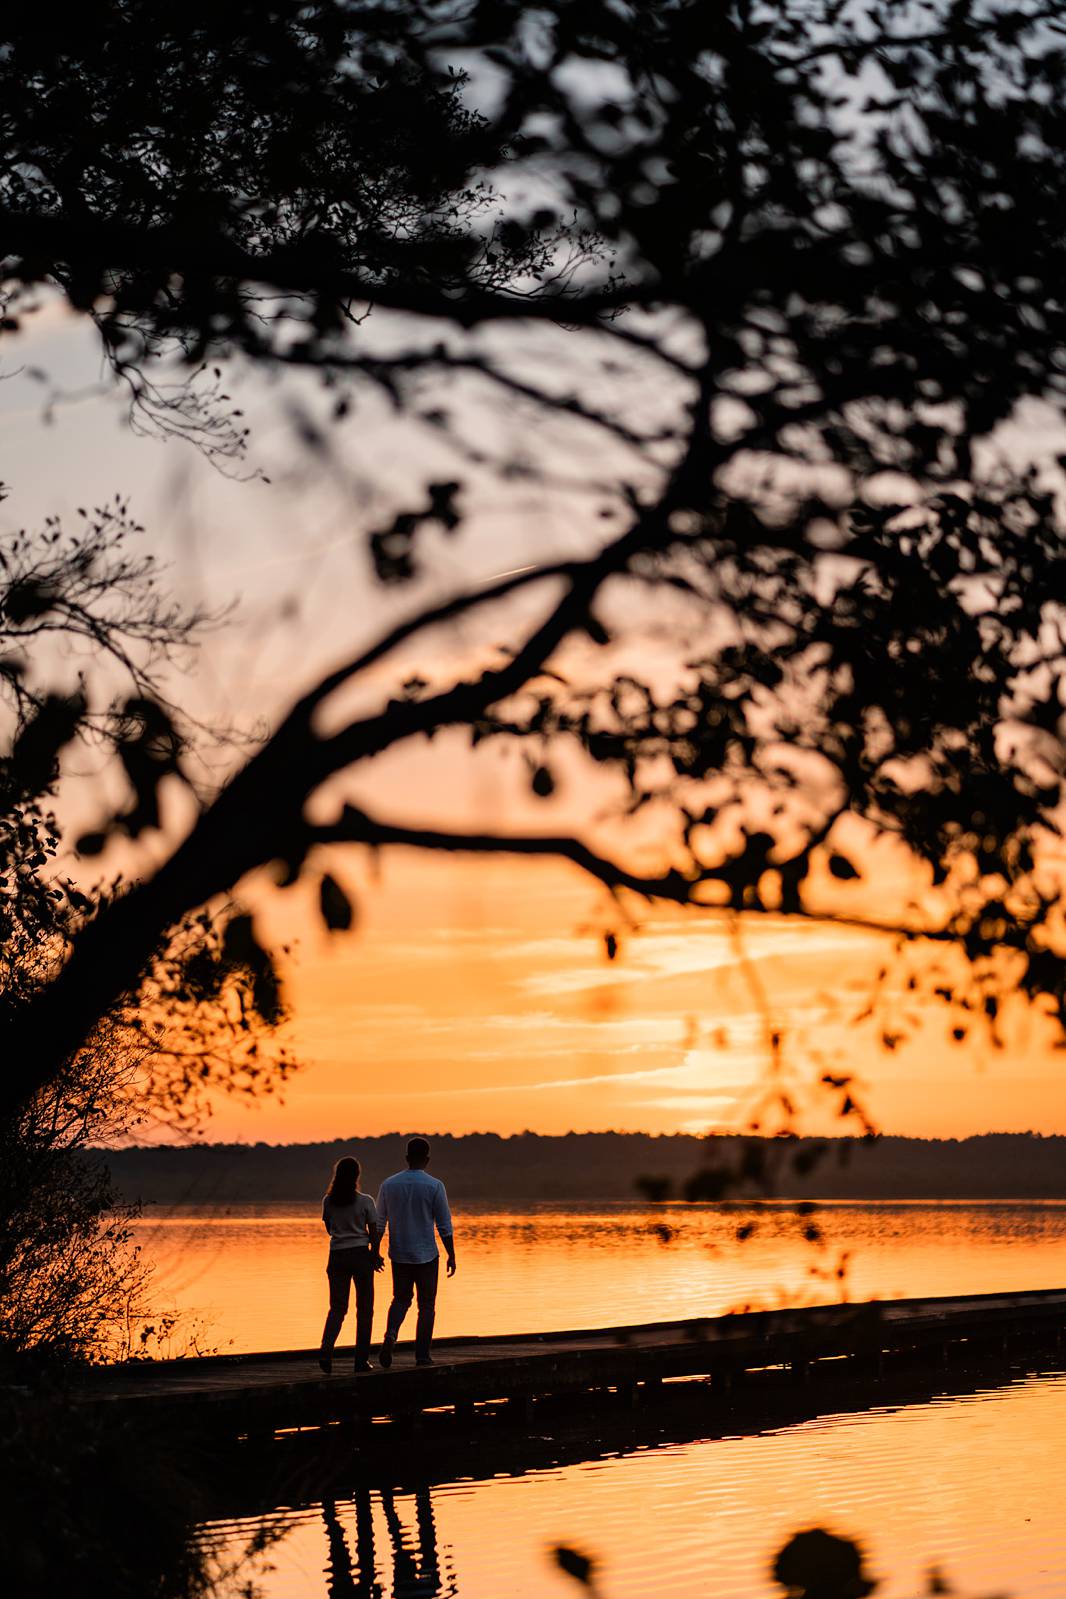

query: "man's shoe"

left=379, top=1339, right=394, bottom=1369
left=353, top=1358, right=372, bottom=1373
left=415, top=1355, right=434, bottom=1367
left=317, top=1352, right=332, bottom=1376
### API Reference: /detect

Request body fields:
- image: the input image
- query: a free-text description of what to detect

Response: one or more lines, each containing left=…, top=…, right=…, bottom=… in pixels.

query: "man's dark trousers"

left=385, top=1258, right=439, bottom=1360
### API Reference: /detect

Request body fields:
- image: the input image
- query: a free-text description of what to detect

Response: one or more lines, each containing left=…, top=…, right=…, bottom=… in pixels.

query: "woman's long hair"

left=325, top=1156, right=360, bottom=1206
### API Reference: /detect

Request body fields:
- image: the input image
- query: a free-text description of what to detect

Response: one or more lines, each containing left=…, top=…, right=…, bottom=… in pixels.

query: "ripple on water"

left=133, top=1200, right=1066, bottom=1355
left=201, top=1367, right=1066, bottom=1599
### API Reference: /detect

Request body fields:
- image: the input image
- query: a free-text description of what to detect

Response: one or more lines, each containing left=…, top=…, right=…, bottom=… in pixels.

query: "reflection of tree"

left=322, top=1486, right=444, bottom=1599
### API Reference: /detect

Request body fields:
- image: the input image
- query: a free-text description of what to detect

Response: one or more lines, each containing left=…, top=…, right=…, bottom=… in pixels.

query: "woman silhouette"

left=318, top=1156, right=383, bottom=1373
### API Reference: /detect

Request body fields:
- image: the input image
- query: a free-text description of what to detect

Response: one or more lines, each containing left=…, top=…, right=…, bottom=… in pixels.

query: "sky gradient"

left=8, top=311, right=1066, bottom=1147
left=216, top=851, right=1066, bottom=1145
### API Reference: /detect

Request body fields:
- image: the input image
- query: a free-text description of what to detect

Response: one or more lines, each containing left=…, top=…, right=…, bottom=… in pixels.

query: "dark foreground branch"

left=309, top=805, right=697, bottom=902
left=307, top=803, right=960, bottom=950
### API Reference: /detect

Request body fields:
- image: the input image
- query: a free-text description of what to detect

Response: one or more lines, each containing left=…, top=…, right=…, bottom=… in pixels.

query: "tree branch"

left=1, top=209, right=646, bottom=331
left=274, top=344, right=687, bottom=450
left=310, top=803, right=697, bottom=902
left=295, top=558, right=576, bottom=719
left=0, top=379, right=716, bottom=1116
left=306, top=802, right=958, bottom=948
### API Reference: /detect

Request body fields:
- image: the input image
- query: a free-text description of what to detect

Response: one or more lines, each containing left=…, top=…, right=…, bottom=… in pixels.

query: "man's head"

left=406, top=1136, right=431, bottom=1169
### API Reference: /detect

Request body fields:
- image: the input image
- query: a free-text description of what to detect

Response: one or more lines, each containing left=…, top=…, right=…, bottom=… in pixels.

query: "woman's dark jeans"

left=321, top=1246, right=375, bottom=1359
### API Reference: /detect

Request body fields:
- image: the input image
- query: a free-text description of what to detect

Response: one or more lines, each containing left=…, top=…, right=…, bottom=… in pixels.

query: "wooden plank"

left=74, top=1286, right=1066, bottom=1437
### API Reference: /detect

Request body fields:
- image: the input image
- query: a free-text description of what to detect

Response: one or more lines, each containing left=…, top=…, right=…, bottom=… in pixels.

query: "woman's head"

left=325, top=1156, right=361, bottom=1204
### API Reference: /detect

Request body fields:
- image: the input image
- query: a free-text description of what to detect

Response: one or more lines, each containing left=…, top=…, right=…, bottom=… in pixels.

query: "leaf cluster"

left=4, top=1, right=1066, bottom=1107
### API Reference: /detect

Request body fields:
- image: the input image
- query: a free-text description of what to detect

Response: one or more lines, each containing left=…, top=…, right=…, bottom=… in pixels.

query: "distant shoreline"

left=94, top=1131, right=1066, bottom=1205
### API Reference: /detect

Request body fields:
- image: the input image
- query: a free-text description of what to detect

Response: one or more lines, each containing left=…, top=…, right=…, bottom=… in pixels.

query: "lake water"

left=203, top=1367, right=1066, bottom=1598
left=134, top=1199, right=1066, bottom=1355
left=135, top=1202, right=1066, bottom=1597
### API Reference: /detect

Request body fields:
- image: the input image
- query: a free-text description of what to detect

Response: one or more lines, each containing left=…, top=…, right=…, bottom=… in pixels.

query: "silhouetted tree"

left=0, top=502, right=296, bottom=1102
left=0, top=503, right=303, bottom=1361
left=0, top=1382, right=275, bottom=1598
left=0, top=1016, right=147, bottom=1363
left=3, top=0, right=1066, bottom=1135
left=0, top=1, right=590, bottom=459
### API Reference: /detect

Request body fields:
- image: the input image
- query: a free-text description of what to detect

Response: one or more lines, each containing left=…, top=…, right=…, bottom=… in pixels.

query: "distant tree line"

left=100, top=1130, right=1066, bottom=1206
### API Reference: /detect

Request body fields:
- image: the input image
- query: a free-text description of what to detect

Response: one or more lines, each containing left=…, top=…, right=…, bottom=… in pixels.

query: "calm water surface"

left=204, top=1367, right=1066, bottom=1598
left=136, top=1203, right=1066, bottom=1596
left=133, top=1199, right=1066, bottom=1354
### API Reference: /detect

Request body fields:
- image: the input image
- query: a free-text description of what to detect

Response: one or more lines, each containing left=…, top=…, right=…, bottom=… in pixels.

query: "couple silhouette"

left=319, top=1136, right=456, bottom=1373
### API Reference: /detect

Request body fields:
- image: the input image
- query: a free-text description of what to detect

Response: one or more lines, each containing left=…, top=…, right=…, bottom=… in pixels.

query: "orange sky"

left=8, top=311, right=1066, bottom=1147
left=194, top=847, right=1066, bottom=1145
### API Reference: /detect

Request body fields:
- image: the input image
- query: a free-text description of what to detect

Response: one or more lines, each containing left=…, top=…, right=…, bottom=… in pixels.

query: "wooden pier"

left=79, top=1286, right=1066, bottom=1440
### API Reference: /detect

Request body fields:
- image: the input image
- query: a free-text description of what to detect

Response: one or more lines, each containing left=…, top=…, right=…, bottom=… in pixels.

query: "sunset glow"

left=207, top=853, right=1066, bottom=1145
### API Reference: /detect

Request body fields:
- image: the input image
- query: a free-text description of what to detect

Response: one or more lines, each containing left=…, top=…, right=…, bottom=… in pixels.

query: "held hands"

left=372, top=1254, right=385, bottom=1274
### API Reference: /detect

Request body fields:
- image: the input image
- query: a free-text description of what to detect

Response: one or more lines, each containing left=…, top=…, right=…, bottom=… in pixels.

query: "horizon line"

left=93, top=1127, right=1058, bottom=1152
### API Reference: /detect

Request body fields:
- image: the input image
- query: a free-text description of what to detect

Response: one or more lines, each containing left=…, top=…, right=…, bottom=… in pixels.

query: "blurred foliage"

left=772, top=1529, right=877, bottom=1599
left=0, top=1386, right=274, bottom=1599
left=554, top=1526, right=1010, bottom=1599
left=2, top=2, right=1066, bottom=1115
left=4, top=16, right=1062, bottom=1597
left=0, top=515, right=294, bottom=1365
left=0, top=1020, right=147, bottom=1365
left=0, top=1, right=594, bottom=461
left=0, top=503, right=296, bottom=1121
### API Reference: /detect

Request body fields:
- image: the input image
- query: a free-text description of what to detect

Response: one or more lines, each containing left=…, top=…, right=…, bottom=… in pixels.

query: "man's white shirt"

left=376, top=1169, right=453, bottom=1264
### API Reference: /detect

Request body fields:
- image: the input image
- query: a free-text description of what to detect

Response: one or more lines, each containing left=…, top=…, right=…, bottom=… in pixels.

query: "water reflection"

left=323, top=1492, right=378, bottom=1598
left=203, top=1357, right=1066, bottom=1598
left=381, top=1489, right=443, bottom=1599
left=132, top=1200, right=1066, bottom=1356
left=175, top=1202, right=1066, bottom=1595
left=321, top=1488, right=450, bottom=1599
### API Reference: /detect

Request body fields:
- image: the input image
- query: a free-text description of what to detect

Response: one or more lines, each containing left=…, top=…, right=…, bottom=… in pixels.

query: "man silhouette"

left=376, top=1136, right=456, bottom=1367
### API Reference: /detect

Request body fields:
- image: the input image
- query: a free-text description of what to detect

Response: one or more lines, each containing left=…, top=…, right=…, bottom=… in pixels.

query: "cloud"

left=413, top=1046, right=767, bottom=1098
left=410, top=1011, right=685, bottom=1042
left=520, top=924, right=883, bottom=997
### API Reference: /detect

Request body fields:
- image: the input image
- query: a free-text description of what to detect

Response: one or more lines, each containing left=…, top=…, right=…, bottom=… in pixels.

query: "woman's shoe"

left=353, top=1358, right=372, bottom=1373
left=379, top=1338, right=394, bottom=1368
left=317, top=1351, right=332, bottom=1375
